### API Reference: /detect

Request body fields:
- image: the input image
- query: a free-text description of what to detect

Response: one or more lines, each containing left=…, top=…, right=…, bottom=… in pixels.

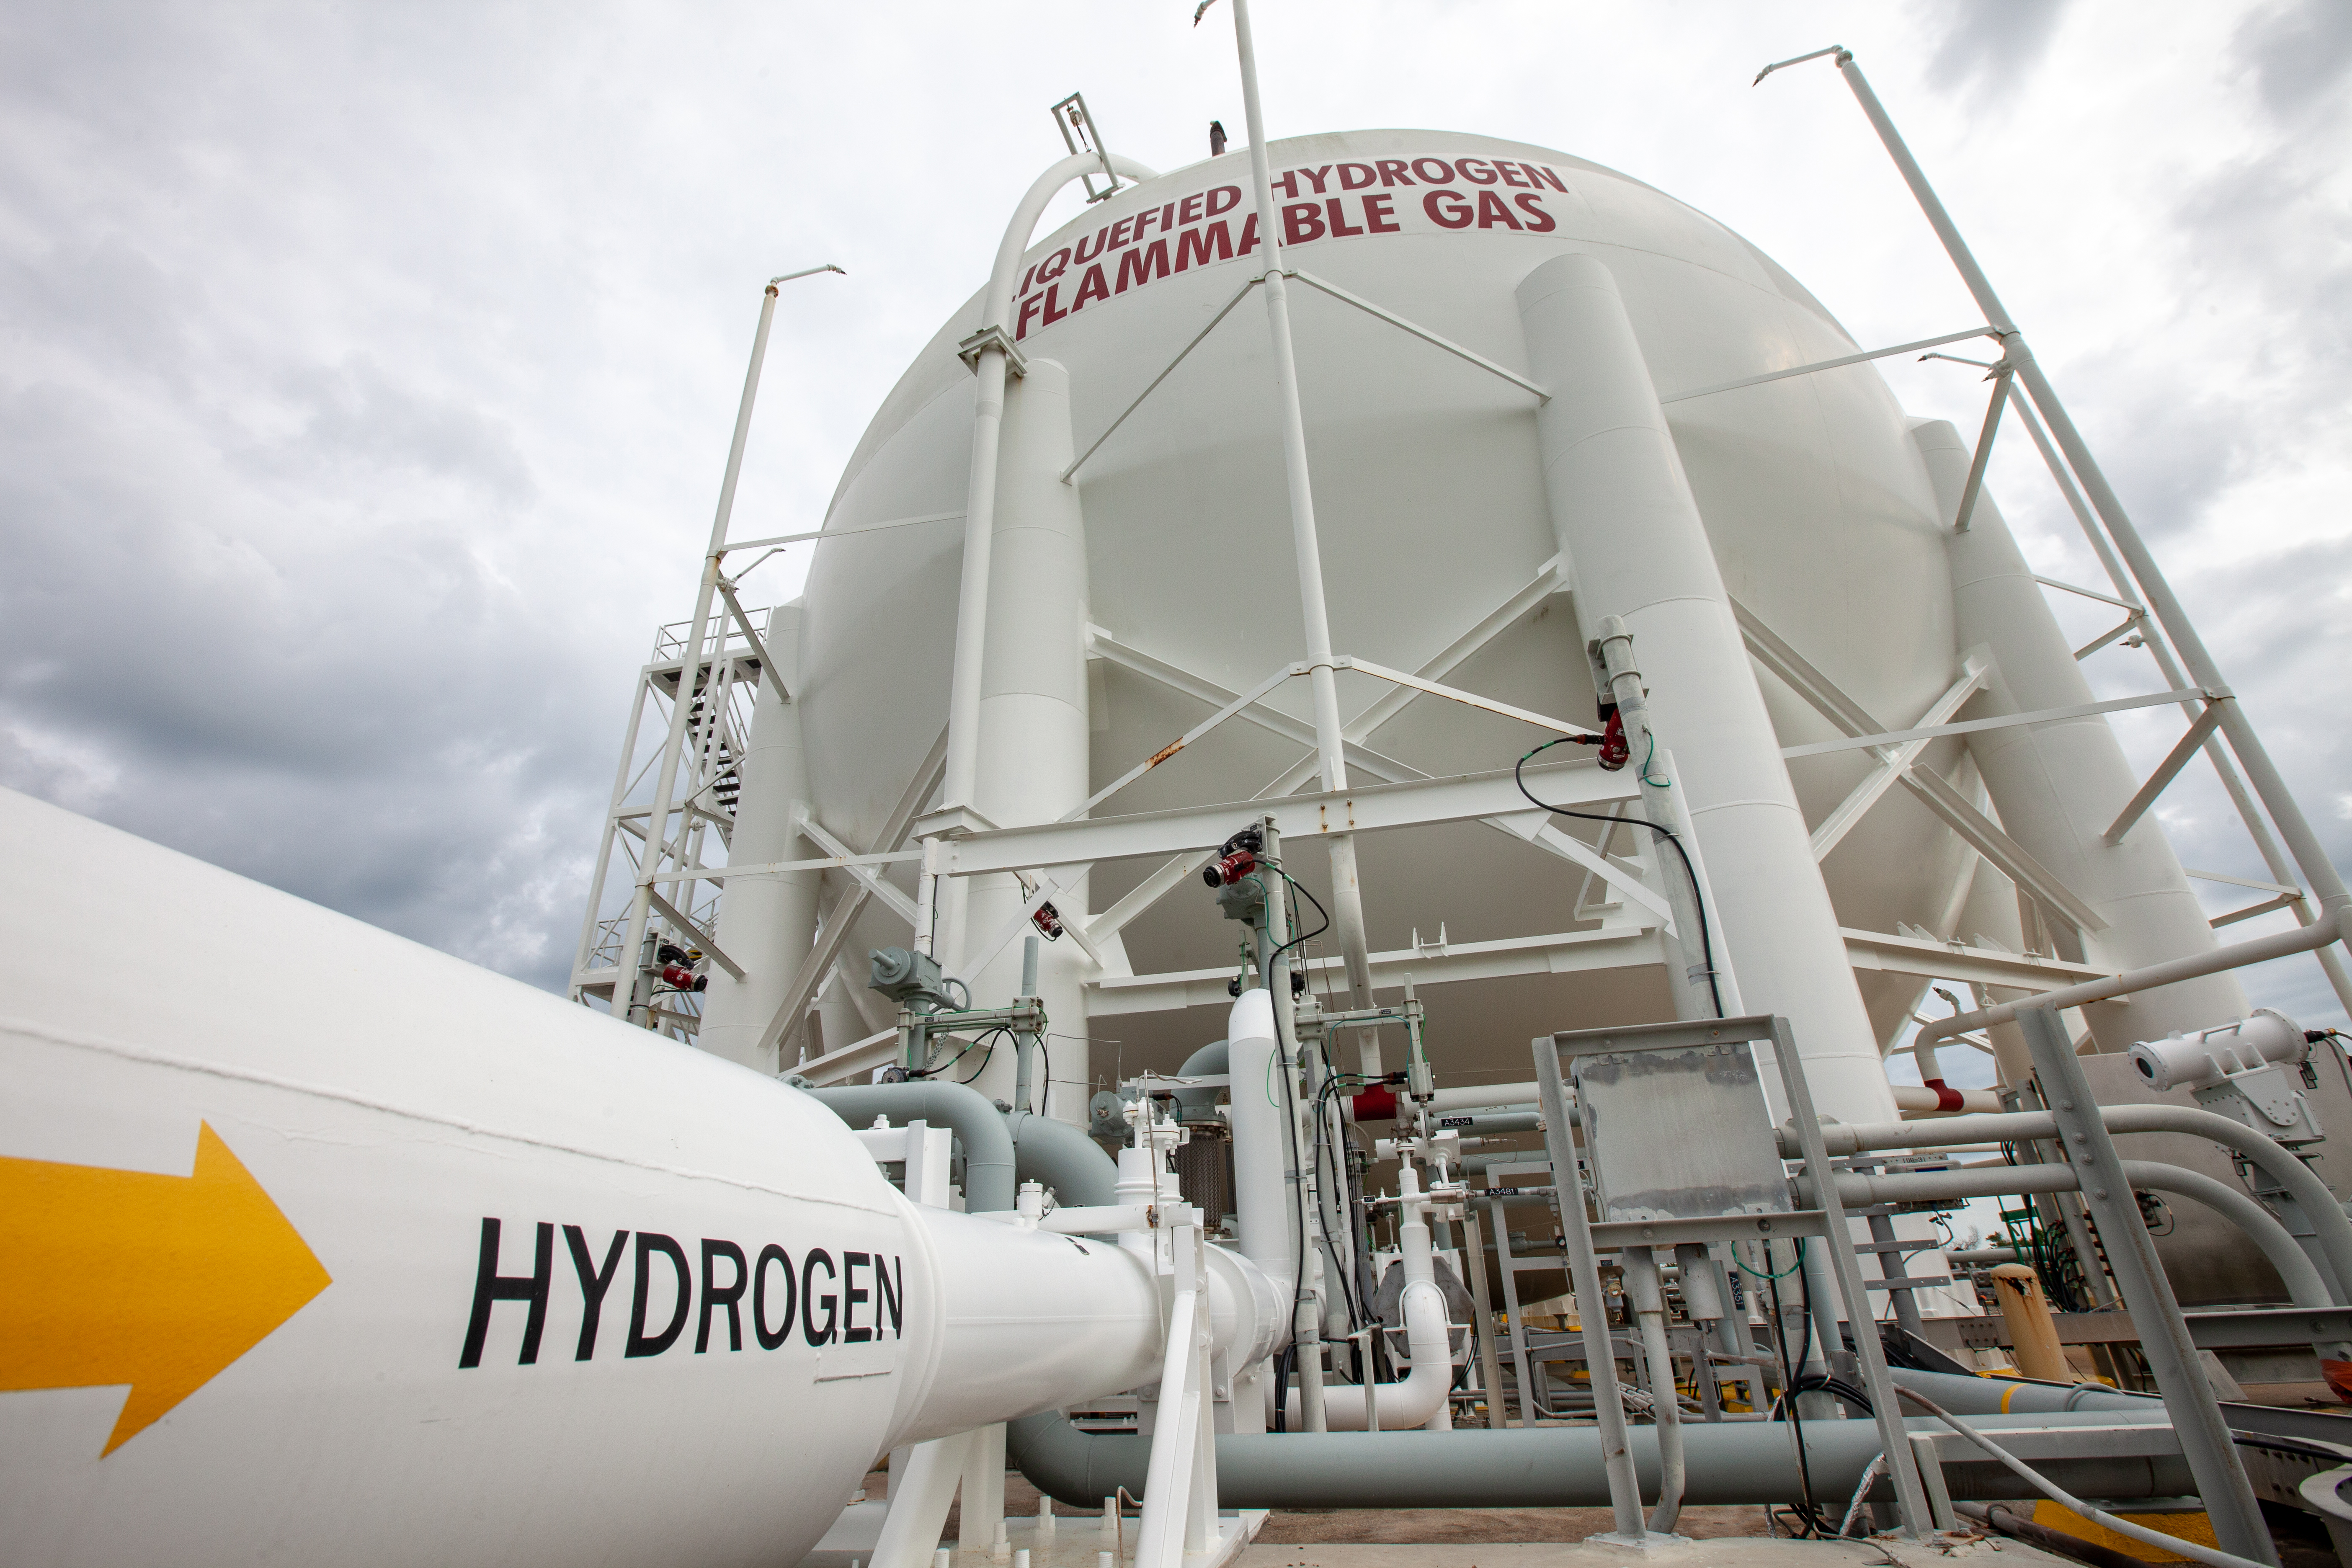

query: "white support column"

left=1916, top=420, right=2247, bottom=1047
left=1516, top=252, right=1894, bottom=1124
left=957, top=1421, right=1007, bottom=1558
left=696, top=604, right=820, bottom=1073
left=951, top=358, right=1093, bottom=1121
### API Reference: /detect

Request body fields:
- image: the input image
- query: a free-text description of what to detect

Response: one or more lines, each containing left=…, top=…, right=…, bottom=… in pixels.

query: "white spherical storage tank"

left=748, top=128, right=2237, bottom=1126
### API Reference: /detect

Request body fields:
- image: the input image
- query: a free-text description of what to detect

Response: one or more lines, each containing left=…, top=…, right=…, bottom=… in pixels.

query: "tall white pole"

left=1229, top=0, right=1380, bottom=1036
left=615, top=267, right=842, bottom=1024
left=1826, top=52, right=2349, bottom=940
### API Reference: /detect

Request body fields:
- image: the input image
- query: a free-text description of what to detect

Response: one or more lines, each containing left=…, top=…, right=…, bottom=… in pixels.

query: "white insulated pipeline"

left=1280, top=1165, right=1452, bottom=1432
left=0, top=787, right=1275, bottom=1568
left=934, top=146, right=1157, bottom=993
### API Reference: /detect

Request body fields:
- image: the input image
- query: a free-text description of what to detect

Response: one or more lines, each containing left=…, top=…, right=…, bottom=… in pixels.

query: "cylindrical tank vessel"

left=782, top=129, right=2230, bottom=1118
left=0, top=786, right=1271, bottom=1566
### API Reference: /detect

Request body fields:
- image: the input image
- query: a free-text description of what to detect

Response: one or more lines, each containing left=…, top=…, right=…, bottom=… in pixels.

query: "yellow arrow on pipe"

left=0, top=1122, right=332, bottom=1455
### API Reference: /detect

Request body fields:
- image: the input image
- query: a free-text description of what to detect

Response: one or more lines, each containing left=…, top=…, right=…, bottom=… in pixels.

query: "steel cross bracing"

left=1733, top=594, right=2108, bottom=935
left=1751, top=45, right=2352, bottom=1016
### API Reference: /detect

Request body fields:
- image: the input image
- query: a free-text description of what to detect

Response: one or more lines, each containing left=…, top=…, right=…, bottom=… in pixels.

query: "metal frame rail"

left=1536, top=1014, right=1933, bottom=1542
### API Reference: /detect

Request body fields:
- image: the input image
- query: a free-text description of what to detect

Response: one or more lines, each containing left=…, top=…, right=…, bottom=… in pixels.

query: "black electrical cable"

left=1515, top=738, right=1724, bottom=1018
left=1264, top=862, right=1331, bottom=971
left=1764, top=1250, right=1823, bottom=1537
left=1034, top=1033, right=1052, bottom=1118
left=1309, top=1071, right=1370, bottom=1329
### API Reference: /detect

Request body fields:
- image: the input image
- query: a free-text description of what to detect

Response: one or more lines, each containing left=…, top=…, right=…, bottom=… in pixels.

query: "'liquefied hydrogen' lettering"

left=458, top=1217, right=903, bottom=1369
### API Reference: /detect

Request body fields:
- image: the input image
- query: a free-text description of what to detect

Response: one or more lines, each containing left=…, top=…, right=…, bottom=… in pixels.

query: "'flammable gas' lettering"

left=1010, top=155, right=1568, bottom=341
left=458, top=1217, right=902, bottom=1369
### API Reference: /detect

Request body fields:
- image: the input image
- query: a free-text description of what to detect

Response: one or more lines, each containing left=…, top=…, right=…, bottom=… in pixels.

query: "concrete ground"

left=1233, top=1541, right=2063, bottom=1568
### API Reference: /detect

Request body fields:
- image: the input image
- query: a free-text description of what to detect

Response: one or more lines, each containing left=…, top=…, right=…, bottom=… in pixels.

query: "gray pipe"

left=1622, top=1249, right=1685, bottom=1531
left=805, top=1082, right=1016, bottom=1212
left=1006, top=1409, right=2190, bottom=1510
left=1798, top=1105, right=2352, bottom=1308
left=1889, top=1366, right=2155, bottom=1416
left=1826, top=1161, right=2337, bottom=1311
left=1172, top=1040, right=1227, bottom=1123
left=1005, top=1109, right=1119, bottom=1207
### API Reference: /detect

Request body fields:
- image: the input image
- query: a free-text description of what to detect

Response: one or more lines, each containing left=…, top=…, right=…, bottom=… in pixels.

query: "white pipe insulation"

left=0, top=787, right=1274, bottom=1567
left=1516, top=253, right=1896, bottom=1125
left=1225, top=988, right=1296, bottom=1319
left=934, top=149, right=1157, bottom=981
left=952, top=354, right=1094, bottom=1119
left=1279, top=1166, right=1453, bottom=1432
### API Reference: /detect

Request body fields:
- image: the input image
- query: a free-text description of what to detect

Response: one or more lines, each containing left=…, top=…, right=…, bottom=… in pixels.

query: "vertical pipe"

left=1227, top=0, right=1380, bottom=1032
left=1987, top=1264, right=2069, bottom=1382
left=1259, top=822, right=1328, bottom=1433
left=1461, top=1206, right=1509, bottom=1429
left=1776, top=1017, right=1932, bottom=1538
left=941, top=344, right=1008, bottom=820
left=1592, top=620, right=1722, bottom=1023
left=2017, top=1004, right=2278, bottom=1565
left=1622, top=1248, right=1686, bottom=1533
left=1866, top=1210, right=1926, bottom=1341
left=1834, top=53, right=2350, bottom=938
left=956, top=360, right=1094, bottom=1119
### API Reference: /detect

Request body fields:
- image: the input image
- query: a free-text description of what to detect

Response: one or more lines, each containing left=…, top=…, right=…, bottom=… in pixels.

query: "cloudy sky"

left=4, top=0, right=2347, bottom=1042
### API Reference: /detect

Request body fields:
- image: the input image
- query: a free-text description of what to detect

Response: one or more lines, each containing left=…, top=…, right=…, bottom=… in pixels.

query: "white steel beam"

left=2184, top=867, right=2303, bottom=898
left=1061, top=273, right=1264, bottom=483
left=794, top=807, right=920, bottom=927
left=663, top=849, right=922, bottom=883
left=1336, top=655, right=1593, bottom=738
left=1777, top=687, right=2206, bottom=760
left=1658, top=326, right=1995, bottom=404
left=942, top=760, right=1635, bottom=880
left=1810, top=660, right=1988, bottom=861
left=1285, top=266, right=1547, bottom=401
left=1841, top=927, right=2110, bottom=991
left=644, top=889, right=745, bottom=980
left=1086, top=622, right=1668, bottom=928
left=1737, top=598, right=2108, bottom=932
left=792, top=1026, right=901, bottom=1087
left=1087, top=923, right=1667, bottom=1017
left=1342, top=557, right=1567, bottom=743
left=750, top=728, right=948, bottom=1066
left=2103, top=701, right=2229, bottom=845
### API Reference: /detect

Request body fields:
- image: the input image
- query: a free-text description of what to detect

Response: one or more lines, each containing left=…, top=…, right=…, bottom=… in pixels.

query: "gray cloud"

left=2, top=0, right=2344, bottom=1042
left=2234, top=0, right=2352, bottom=119
left=1924, top=0, right=2076, bottom=99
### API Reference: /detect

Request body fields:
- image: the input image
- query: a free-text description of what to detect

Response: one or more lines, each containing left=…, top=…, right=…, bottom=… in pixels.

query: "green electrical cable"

left=1733, top=1237, right=1809, bottom=1280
